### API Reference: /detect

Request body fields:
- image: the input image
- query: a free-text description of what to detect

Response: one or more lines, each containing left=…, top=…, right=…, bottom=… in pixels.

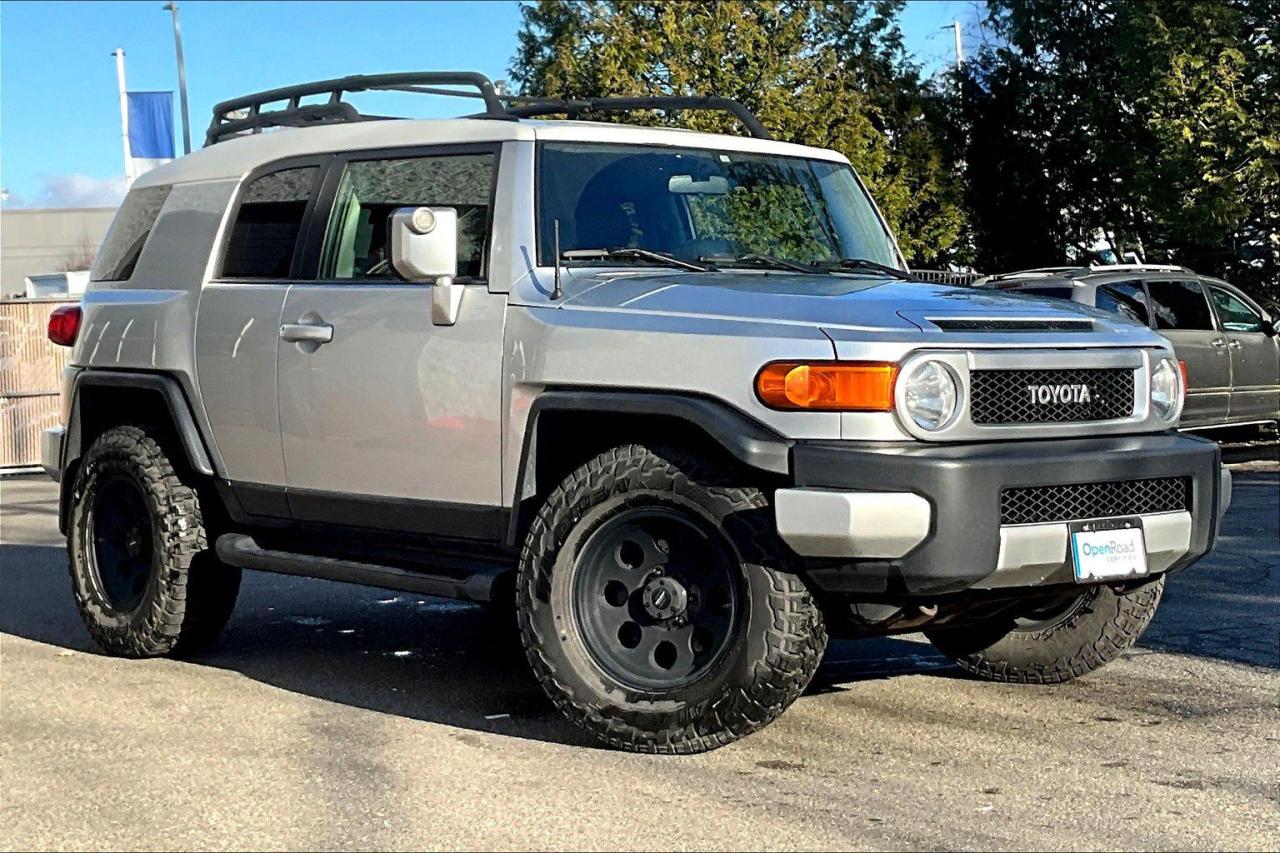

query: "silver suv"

left=42, top=73, right=1231, bottom=753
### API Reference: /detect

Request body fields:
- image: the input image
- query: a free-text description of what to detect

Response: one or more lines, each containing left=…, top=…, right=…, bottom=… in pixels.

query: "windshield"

left=536, top=142, right=902, bottom=270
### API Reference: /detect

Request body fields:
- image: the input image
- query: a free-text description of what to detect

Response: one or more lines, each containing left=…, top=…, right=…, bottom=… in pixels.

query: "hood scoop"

left=928, top=317, right=1095, bottom=333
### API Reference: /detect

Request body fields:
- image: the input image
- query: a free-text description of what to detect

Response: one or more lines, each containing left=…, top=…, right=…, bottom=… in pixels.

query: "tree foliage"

left=954, top=0, right=1278, bottom=299
left=510, top=0, right=965, bottom=265
left=511, top=0, right=1278, bottom=301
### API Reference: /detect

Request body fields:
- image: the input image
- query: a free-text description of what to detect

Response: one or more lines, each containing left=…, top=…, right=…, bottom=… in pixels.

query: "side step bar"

left=214, top=533, right=510, bottom=603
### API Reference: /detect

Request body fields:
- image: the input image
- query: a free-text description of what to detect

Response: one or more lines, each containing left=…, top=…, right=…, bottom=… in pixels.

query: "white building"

left=0, top=207, right=117, bottom=297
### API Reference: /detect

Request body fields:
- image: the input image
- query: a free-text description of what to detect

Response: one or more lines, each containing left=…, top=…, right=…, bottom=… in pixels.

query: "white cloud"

left=2, top=173, right=126, bottom=209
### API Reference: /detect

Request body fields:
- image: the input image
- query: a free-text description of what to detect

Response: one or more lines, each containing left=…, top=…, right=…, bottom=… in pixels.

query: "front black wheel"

left=68, top=425, right=240, bottom=657
left=517, top=444, right=826, bottom=754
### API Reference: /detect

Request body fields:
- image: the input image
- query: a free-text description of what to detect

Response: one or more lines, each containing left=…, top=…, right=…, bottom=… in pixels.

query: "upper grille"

left=1001, top=477, right=1190, bottom=525
left=970, top=368, right=1135, bottom=425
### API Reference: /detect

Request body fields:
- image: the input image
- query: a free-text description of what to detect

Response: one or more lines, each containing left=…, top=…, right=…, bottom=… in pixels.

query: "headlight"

left=1150, top=357, right=1183, bottom=422
left=901, top=360, right=959, bottom=430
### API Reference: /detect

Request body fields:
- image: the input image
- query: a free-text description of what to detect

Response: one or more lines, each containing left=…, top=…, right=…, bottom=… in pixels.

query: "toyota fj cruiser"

left=43, top=73, right=1231, bottom=753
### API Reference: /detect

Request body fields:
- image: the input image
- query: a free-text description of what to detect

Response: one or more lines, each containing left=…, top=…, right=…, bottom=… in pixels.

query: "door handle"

left=1210, top=338, right=1227, bottom=348
left=280, top=323, right=334, bottom=344
left=1228, top=340, right=1242, bottom=349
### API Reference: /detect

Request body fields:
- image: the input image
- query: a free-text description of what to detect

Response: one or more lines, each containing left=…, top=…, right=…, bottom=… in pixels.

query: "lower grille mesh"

left=1001, top=477, right=1191, bottom=525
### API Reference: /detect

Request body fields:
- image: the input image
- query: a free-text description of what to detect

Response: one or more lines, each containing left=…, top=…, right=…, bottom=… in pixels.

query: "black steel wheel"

left=87, top=474, right=156, bottom=612
left=517, top=444, right=827, bottom=754
left=572, top=506, right=740, bottom=691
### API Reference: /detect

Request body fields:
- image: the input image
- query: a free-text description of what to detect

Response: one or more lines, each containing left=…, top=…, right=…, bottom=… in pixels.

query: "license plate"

left=1069, top=518, right=1148, bottom=582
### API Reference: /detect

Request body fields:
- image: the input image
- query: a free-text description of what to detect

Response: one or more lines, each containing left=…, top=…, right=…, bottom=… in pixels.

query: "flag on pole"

left=126, top=91, right=175, bottom=177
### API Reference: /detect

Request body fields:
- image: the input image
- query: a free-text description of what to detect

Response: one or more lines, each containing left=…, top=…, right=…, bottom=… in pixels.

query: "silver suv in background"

left=977, top=265, right=1280, bottom=431
left=41, top=73, right=1231, bottom=753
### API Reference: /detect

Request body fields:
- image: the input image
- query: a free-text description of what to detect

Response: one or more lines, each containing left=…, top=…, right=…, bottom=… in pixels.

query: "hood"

left=554, top=269, right=1149, bottom=337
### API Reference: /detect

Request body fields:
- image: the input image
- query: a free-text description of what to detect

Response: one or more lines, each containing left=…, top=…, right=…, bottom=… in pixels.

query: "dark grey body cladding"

left=63, top=374, right=790, bottom=546
left=505, top=389, right=794, bottom=546
left=57, top=370, right=216, bottom=534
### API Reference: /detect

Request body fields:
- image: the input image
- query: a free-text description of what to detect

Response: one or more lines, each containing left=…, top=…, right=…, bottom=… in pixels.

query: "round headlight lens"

left=1151, top=357, right=1183, bottom=421
left=902, top=360, right=959, bottom=431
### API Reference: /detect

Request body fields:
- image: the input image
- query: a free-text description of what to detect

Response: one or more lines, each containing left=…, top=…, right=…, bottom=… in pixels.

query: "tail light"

left=756, top=361, right=897, bottom=411
left=48, top=305, right=82, bottom=347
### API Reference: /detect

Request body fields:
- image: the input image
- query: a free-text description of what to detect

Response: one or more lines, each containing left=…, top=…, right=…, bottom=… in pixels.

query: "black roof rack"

left=204, top=72, right=507, bottom=146
left=204, top=71, right=771, bottom=146
left=501, top=95, right=771, bottom=140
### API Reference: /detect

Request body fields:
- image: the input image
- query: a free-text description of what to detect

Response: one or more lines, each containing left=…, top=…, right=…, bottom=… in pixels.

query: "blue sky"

left=0, top=0, right=982, bottom=208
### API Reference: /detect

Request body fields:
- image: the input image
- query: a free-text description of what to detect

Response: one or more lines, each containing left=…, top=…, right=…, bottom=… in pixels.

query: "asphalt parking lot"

left=1, top=463, right=1277, bottom=851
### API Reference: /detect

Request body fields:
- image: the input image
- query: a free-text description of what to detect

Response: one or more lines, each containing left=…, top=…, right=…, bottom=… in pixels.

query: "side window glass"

left=91, top=185, right=171, bottom=281
left=321, top=152, right=495, bottom=280
left=222, top=166, right=319, bottom=279
left=1147, top=280, right=1214, bottom=331
left=1095, top=280, right=1150, bottom=325
left=1209, top=287, right=1264, bottom=333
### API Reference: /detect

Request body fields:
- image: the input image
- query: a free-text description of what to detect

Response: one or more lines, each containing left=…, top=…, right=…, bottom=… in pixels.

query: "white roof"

left=134, top=117, right=849, bottom=188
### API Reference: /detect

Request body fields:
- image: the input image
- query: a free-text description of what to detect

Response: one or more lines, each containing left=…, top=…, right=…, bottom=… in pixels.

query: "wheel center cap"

left=642, top=576, right=688, bottom=621
left=124, top=530, right=142, bottom=558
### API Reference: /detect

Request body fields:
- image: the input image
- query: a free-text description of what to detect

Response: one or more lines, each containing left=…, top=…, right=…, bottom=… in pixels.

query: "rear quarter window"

left=91, top=185, right=172, bottom=281
left=1094, top=280, right=1151, bottom=325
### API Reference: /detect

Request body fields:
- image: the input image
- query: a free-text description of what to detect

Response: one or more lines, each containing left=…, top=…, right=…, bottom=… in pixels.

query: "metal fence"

left=1, top=298, right=74, bottom=468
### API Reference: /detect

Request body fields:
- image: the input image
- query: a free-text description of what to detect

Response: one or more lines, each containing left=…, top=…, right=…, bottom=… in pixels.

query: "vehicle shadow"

left=0, top=540, right=945, bottom=749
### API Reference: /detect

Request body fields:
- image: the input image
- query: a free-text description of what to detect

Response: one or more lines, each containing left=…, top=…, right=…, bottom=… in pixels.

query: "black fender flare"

left=506, top=389, right=793, bottom=547
left=59, top=371, right=216, bottom=534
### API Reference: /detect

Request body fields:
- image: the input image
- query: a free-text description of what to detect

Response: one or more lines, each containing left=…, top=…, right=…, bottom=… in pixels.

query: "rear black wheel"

left=517, top=444, right=826, bottom=753
left=68, top=425, right=240, bottom=657
left=87, top=474, right=155, bottom=613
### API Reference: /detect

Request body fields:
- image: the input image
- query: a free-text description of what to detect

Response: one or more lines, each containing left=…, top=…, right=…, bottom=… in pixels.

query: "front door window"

left=320, top=153, right=495, bottom=281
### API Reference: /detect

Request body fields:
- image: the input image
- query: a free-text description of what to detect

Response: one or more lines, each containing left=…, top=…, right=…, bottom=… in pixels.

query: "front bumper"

left=776, top=433, right=1227, bottom=595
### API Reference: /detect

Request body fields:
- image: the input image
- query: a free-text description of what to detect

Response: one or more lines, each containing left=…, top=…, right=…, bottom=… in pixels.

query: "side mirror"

left=390, top=206, right=457, bottom=280
left=389, top=206, right=464, bottom=326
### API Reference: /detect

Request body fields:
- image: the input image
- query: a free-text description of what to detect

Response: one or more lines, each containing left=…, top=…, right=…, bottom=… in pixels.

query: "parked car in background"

left=977, top=265, right=1280, bottom=431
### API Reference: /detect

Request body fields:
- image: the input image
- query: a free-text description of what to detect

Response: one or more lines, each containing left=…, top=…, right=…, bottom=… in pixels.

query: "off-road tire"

left=68, top=425, right=240, bottom=657
left=925, top=577, right=1165, bottom=684
left=516, top=444, right=827, bottom=754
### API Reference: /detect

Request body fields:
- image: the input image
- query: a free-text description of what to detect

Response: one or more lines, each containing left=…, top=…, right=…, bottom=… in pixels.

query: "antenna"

left=552, top=219, right=563, bottom=301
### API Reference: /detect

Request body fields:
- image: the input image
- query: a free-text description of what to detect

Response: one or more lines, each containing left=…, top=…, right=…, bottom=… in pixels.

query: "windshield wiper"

left=813, top=257, right=915, bottom=280
left=698, top=253, right=816, bottom=274
left=563, top=247, right=716, bottom=272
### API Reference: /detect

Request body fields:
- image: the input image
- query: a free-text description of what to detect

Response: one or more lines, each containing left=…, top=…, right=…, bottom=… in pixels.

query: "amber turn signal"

left=755, top=361, right=897, bottom=411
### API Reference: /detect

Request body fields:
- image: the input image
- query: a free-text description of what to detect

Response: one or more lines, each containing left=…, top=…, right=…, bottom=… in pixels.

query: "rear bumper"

left=41, top=426, right=65, bottom=482
left=777, top=433, right=1226, bottom=595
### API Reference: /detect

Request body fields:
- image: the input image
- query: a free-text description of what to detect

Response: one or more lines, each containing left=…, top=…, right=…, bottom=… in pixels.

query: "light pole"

left=163, top=2, right=192, bottom=154
left=942, top=20, right=964, bottom=69
left=114, top=48, right=134, bottom=185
